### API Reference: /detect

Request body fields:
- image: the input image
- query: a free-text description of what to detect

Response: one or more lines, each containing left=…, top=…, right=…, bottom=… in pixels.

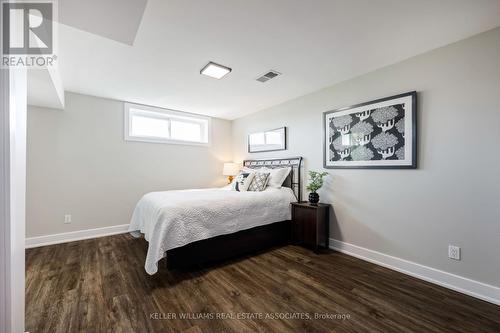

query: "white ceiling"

left=30, top=0, right=500, bottom=119
left=58, top=0, right=148, bottom=45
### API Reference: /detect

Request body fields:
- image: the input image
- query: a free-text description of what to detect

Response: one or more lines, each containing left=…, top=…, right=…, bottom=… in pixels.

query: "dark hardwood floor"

left=26, top=234, right=500, bottom=333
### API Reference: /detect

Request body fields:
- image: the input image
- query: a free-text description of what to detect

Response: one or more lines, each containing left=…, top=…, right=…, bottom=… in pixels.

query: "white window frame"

left=124, top=102, right=211, bottom=146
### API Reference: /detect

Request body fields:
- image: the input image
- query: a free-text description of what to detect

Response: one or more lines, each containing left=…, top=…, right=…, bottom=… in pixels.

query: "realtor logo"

left=2, top=2, right=53, bottom=54
left=1, top=1, right=56, bottom=67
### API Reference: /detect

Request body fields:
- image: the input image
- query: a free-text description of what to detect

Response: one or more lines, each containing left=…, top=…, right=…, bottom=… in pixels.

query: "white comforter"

left=129, top=187, right=296, bottom=274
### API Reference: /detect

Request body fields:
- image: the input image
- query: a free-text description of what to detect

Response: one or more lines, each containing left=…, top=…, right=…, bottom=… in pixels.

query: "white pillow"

left=241, top=166, right=291, bottom=188
left=231, top=171, right=255, bottom=192
left=249, top=167, right=290, bottom=188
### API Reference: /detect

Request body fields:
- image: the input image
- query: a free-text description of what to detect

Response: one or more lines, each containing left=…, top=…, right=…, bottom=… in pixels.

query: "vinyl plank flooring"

left=26, top=234, right=500, bottom=333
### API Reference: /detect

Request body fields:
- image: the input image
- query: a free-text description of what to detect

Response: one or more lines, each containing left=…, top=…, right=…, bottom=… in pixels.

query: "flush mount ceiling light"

left=200, top=61, right=232, bottom=79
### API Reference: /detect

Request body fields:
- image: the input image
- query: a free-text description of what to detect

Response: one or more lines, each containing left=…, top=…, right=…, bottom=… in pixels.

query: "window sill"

left=124, top=136, right=211, bottom=147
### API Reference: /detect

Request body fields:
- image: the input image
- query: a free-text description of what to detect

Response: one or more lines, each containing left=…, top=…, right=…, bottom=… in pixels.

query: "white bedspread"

left=129, top=187, right=296, bottom=274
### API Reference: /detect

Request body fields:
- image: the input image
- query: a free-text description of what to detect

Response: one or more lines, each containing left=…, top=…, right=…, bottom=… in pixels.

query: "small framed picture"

left=323, top=91, right=417, bottom=169
left=248, top=127, right=287, bottom=153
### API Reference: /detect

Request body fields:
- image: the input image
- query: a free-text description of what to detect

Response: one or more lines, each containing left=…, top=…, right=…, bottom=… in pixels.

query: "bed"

left=129, top=157, right=303, bottom=274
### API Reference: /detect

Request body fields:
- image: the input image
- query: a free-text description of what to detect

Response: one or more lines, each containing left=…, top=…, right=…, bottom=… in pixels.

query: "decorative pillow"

left=248, top=172, right=270, bottom=192
left=231, top=172, right=255, bottom=192
left=260, top=167, right=291, bottom=188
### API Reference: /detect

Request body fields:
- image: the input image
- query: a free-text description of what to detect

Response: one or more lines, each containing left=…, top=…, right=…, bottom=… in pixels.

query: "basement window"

left=124, top=103, right=210, bottom=145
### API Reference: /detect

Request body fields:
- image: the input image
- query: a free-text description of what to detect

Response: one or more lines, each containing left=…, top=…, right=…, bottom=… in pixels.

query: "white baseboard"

left=25, top=224, right=130, bottom=249
left=330, top=239, right=500, bottom=306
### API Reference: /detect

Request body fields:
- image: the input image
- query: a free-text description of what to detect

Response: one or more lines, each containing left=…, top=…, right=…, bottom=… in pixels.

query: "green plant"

left=306, top=171, right=328, bottom=193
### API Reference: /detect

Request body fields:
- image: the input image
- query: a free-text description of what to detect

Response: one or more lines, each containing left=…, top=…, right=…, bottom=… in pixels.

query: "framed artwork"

left=248, top=127, right=286, bottom=153
left=323, top=91, right=417, bottom=169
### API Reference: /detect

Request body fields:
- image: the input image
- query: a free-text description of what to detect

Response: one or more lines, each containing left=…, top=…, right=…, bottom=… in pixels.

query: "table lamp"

left=222, top=162, right=239, bottom=184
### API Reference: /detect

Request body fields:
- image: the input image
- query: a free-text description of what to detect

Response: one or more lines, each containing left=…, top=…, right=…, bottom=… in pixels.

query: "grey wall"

left=27, top=92, right=232, bottom=237
left=232, top=28, right=500, bottom=287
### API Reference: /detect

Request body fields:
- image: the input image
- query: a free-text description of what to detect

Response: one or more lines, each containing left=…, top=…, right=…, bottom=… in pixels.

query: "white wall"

left=0, top=66, right=27, bottom=333
left=232, top=27, right=500, bottom=287
left=27, top=92, right=232, bottom=237
left=0, top=68, right=7, bottom=333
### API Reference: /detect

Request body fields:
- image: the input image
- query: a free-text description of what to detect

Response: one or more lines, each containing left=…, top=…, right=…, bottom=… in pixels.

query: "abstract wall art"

left=323, top=91, right=417, bottom=169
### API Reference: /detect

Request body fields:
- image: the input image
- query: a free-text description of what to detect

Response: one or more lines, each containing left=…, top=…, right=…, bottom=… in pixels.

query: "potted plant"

left=306, top=171, right=328, bottom=204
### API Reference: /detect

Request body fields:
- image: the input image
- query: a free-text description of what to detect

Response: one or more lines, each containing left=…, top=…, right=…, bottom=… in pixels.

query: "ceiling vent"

left=256, top=70, right=281, bottom=83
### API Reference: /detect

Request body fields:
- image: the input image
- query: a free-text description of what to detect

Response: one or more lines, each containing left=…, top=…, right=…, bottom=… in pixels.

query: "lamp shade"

left=222, top=162, right=239, bottom=176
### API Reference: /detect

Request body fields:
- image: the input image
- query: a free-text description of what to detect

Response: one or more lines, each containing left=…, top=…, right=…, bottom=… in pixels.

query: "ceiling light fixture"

left=200, top=61, right=232, bottom=79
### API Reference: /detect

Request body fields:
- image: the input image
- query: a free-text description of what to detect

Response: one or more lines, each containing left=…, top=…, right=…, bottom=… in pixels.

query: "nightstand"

left=290, top=202, right=330, bottom=253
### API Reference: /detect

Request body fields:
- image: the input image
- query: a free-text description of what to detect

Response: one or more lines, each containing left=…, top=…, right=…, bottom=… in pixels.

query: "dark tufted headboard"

left=243, top=157, right=303, bottom=201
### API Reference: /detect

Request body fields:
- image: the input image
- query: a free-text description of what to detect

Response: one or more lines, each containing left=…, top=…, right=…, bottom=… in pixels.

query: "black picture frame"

left=323, top=91, right=417, bottom=169
left=248, top=127, right=287, bottom=153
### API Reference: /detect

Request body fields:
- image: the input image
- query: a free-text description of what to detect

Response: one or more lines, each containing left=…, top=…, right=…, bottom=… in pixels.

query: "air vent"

left=256, top=70, right=281, bottom=83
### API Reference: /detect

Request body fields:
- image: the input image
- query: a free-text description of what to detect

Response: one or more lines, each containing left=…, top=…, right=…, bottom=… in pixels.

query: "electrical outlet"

left=448, top=245, right=461, bottom=260
left=64, top=214, right=72, bottom=224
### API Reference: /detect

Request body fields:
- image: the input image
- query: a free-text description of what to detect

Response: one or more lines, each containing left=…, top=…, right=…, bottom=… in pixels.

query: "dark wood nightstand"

left=291, top=202, right=330, bottom=253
